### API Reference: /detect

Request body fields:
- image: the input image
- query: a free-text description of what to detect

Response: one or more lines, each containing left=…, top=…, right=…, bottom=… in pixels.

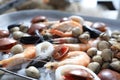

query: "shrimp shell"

left=51, top=21, right=82, bottom=32
left=44, top=51, right=90, bottom=69
left=0, top=46, right=36, bottom=68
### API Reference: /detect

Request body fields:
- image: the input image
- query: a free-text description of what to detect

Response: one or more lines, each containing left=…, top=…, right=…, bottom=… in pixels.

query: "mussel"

left=83, top=25, right=101, bottom=38
left=20, top=36, right=42, bottom=44
left=26, top=57, right=51, bottom=68
left=7, top=24, right=21, bottom=30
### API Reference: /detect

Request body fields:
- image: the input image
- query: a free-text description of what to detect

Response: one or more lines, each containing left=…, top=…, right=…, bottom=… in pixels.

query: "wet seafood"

left=91, top=22, right=107, bottom=32
left=0, top=46, right=36, bottom=68
left=35, top=41, right=54, bottom=59
left=28, top=23, right=47, bottom=35
left=0, top=30, right=9, bottom=38
left=31, top=16, right=47, bottom=23
left=55, top=65, right=100, bottom=80
left=45, top=51, right=90, bottom=69
left=20, top=36, right=41, bottom=44
left=52, top=45, right=69, bottom=61
left=61, top=39, right=96, bottom=51
left=0, top=38, right=17, bottom=52
left=25, top=41, right=54, bottom=68
left=0, top=14, right=119, bottom=80
left=25, top=66, right=40, bottom=79
left=7, top=24, right=21, bottom=31
left=98, top=69, right=120, bottom=80
left=83, top=25, right=101, bottom=38
left=51, top=37, right=79, bottom=44
left=50, top=20, right=83, bottom=37
left=26, top=57, right=51, bottom=68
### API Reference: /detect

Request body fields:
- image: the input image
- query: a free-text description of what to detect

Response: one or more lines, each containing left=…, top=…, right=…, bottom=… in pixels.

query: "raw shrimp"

left=0, top=46, right=36, bottom=68
left=44, top=51, right=90, bottom=69
left=51, top=37, right=79, bottom=43
left=49, top=29, right=72, bottom=37
left=50, top=20, right=83, bottom=37
left=54, top=39, right=98, bottom=51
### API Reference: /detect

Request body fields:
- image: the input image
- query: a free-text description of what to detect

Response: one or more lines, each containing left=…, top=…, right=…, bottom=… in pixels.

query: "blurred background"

left=0, top=0, right=120, bottom=19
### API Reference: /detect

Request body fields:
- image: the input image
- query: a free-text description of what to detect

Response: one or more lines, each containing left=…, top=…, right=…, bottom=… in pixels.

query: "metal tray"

left=0, top=9, right=120, bottom=80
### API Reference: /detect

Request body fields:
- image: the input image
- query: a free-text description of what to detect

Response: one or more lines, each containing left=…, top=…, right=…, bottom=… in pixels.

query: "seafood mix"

left=0, top=15, right=120, bottom=80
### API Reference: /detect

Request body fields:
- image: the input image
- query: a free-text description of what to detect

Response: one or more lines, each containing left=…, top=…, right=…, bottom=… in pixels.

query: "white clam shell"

left=55, top=65, right=100, bottom=80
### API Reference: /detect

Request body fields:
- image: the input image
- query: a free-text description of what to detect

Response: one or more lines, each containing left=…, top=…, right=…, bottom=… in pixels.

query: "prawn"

left=50, top=20, right=83, bottom=37
left=54, top=39, right=98, bottom=51
left=44, top=51, right=90, bottom=69
left=51, top=37, right=79, bottom=43
left=0, top=46, right=36, bottom=68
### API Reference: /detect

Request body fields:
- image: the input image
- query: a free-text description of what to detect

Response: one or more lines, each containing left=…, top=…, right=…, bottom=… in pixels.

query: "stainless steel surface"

left=0, top=68, right=37, bottom=80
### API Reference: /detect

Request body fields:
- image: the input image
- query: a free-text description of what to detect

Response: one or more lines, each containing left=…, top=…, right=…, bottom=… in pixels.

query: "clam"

left=101, top=49, right=113, bottom=62
left=0, top=30, right=9, bottom=38
left=28, top=23, right=47, bottom=35
left=7, top=24, right=21, bottom=32
left=55, top=65, right=100, bottom=80
left=31, top=16, right=47, bottom=23
left=0, top=38, right=17, bottom=52
left=91, top=22, right=107, bottom=32
left=98, top=69, right=120, bottom=80
left=110, top=61, right=120, bottom=72
left=25, top=66, right=40, bottom=79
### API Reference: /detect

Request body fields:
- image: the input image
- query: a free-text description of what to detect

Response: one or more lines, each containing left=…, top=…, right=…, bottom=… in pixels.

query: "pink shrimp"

left=44, top=51, right=90, bottom=69
left=54, top=39, right=98, bottom=51
left=0, top=46, right=36, bottom=68
left=50, top=20, right=83, bottom=37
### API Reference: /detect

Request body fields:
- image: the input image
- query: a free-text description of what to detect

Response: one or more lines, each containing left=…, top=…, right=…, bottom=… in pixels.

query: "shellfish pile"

left=0, top=15, right=120, bottom=80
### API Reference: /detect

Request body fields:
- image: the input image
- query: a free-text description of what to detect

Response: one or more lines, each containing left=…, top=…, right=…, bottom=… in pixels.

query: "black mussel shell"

left=20, top=36, right=42, bottom=44
left=8, top=24, right=21, bottom=30
left=83, top=25, right=101, bottom=38
left=26, top=57, right=51, bottom=68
